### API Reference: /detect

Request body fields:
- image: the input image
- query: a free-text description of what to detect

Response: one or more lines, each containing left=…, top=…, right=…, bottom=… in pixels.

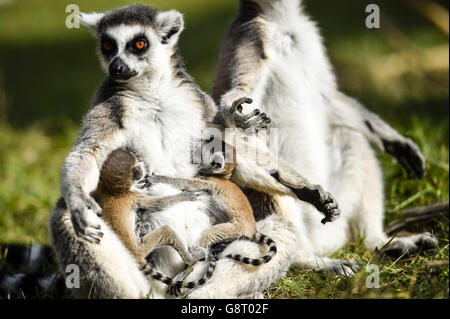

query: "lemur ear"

left=79, top=12, right=105, bottom=32
left=156, top=10, right=184, bottom=46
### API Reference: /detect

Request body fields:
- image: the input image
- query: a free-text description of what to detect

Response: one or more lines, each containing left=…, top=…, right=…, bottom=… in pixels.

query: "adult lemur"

left=213, top=0, right=437, bottom=274
left=48, top=4, right=332, bottom=298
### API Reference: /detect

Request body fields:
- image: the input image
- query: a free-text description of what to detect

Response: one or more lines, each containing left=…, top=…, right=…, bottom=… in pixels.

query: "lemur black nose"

left=109, top=57, right=136, bottom=80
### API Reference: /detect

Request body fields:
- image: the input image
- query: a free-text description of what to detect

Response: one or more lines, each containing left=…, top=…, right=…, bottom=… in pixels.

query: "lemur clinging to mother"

left=213, top=0, right=437, bottom=274
left=94, top=149, right=216, bottom=292
left=96, top=148, right=278, bottom=293
left=49, top=4, right=328, bottom=298
left=137, top=141, right=277, bottom=264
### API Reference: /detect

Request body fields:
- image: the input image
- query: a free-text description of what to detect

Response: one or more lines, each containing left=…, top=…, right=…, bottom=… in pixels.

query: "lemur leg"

left=212, top=25, right=271, bottom=132
left=330, top=127, right=437, bottom=258
left=271, top=195, right=358, bottom=276
left=137, top=193, right=203, bottom=211
left=186, top=215, right=298, bottom=298
left=332, top=91, right=426, bottom=179
left=138, top=226, right=194, bottom=266
left=197, top=222, right=254, bottom=249
left=137, top=175, right=211, bottom=193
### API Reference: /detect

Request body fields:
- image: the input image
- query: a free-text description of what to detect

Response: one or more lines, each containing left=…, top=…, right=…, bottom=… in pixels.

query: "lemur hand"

left=383, top=137, right=426, bottom=179
left=135, top=174, right=164, bottom=190
left=271, top=172, right=340, bottom=224
left=68, top=192, right=104, bottom=244
left=295, top=185, right=341, bottom=224
left=228, top=97, right=271, bottom=134
left=199, top=151, right=226, bottom=175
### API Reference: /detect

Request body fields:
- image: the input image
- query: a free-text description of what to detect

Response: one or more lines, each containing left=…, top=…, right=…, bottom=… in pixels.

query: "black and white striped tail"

left=142, top=256, right=217, bottom=294
left=225, top=232, right=277, bottom=266
left=0, top=243, right=65, bottom=298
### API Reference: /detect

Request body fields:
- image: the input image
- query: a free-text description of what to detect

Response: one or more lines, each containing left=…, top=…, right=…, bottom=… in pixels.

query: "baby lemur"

left=96, top=148, right=277, bottom=293
left=94, top=149, right=216, bottom=290
left=137, top=141, right=278, bottom=268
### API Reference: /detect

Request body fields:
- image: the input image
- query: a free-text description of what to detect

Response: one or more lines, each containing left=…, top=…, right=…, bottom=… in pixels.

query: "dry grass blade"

left=386, top=202, right=449, bottom=235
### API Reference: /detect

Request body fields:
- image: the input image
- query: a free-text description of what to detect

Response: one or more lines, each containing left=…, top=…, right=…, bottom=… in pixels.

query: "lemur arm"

left=212, top=19, right=271, bottom=133
left=61, top=105, right=124, bottom=243
left=331, top=92, right=426, bottom=178
left=135, top=192, right=203, bottom=212
left=136, top=175, right=210, bottom=194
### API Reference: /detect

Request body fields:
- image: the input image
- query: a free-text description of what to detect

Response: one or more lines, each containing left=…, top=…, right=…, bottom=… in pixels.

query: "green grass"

left=0, top=0, right=448, bottom=299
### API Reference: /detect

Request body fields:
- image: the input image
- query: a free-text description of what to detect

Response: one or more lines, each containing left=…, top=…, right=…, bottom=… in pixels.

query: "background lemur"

left=212, top=0, right=437, bottom=274
left=49, top=4, right=298, bottom=298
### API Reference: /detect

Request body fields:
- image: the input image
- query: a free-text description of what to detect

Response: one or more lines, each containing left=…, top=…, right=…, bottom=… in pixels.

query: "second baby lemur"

left=96, top=148, right=277, bottom=291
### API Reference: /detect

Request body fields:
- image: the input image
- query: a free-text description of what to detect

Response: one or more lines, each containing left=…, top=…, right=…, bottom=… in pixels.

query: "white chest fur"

left=252, top=15, right=335, bottom=184
left=122, top=91, right=204, bottom=178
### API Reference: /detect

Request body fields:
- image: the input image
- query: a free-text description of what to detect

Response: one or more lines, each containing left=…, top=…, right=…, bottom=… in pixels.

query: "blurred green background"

left=0, top=0, right=448, bottom=298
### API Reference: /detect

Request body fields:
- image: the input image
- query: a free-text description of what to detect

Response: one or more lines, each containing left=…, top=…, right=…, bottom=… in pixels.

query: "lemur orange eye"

left=103, top=41, right=113, bottom=51
left=135, top=40, right=145, bottom=50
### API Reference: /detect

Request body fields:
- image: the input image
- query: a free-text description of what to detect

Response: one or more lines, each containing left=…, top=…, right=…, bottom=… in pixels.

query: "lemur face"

left=100, top=149, right=143, bottom=194
left=80, top=4, right=184, bottom=82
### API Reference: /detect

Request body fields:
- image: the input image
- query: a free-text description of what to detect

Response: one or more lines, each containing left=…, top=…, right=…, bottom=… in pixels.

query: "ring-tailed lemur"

left=213, top=0, right=437, bottom=274
left=48, top=4, right=300, bottom=298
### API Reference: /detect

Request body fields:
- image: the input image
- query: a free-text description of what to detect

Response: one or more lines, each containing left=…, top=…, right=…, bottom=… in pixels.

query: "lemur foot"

left=325, top=259, right=360, bottom=277
left=381, top=232, right=438, bottom=259
left=199, top=151, right=226, bottom=175
left=383, top=138, right=425, bottom=179
left=230, top=97, right=271, bottom=134
left=188, top=246, right=210, bottom=262
left=271, top=172, right=340, bottom=224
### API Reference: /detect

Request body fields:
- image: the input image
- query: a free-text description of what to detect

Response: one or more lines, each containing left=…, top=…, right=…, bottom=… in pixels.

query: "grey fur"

left=212, top=0, right=433, bottom=274
left=50, top=4, right=309, bottom=298
left=97, top=4, right=159, bottom=34
left=214, top=0, right=425, bottom=179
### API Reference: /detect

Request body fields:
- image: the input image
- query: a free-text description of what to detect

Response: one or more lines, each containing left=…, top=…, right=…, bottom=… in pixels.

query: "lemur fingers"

left=295, top=184, right=341, bottom=224
left=271, top=172, right=341, bottom=224
left=229, top=97, right=271, bottom=134
left=135, top=174, right=163, bottom=189
left=70, top=195, right=104, bottom=243
left=229, top=97, right=254, bottom=115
